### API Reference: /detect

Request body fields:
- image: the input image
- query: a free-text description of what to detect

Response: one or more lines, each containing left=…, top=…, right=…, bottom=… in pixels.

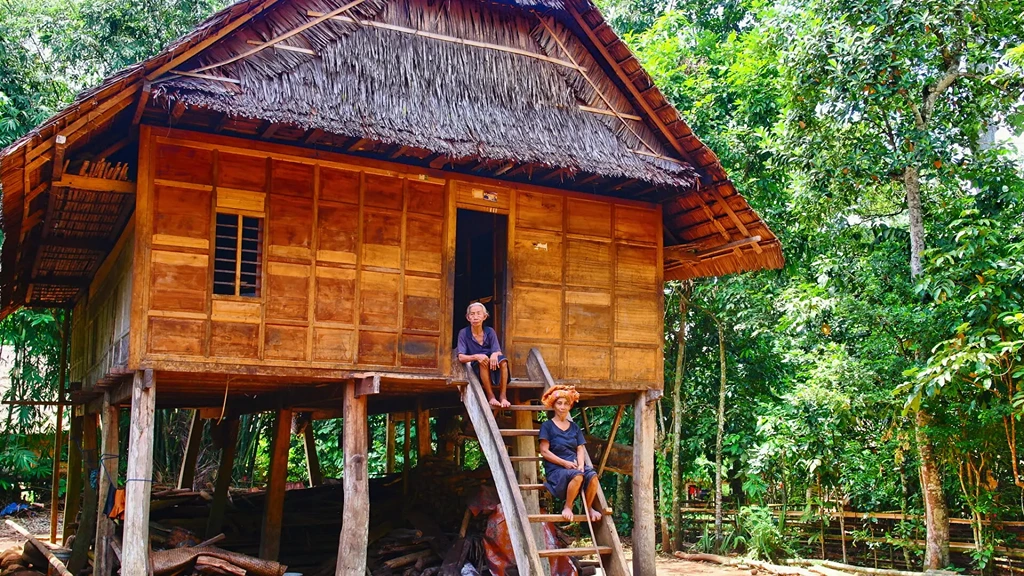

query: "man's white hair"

left=466, top=302, right=489, bottom=317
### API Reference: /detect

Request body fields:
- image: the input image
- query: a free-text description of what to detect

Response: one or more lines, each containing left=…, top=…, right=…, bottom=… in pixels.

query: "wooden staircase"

left=461, top=348, right=629, bottom=576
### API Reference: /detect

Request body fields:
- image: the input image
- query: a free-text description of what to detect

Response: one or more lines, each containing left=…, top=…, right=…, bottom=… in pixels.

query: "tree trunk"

left=671, top=283, right=689, bottom=552
left=656, top=400, right=671, bottom=550
left=714, top=321, right=726, bottom=551
left=916, top=410, right=950, bottom=569
left=904, top=166, right=926, bottom=278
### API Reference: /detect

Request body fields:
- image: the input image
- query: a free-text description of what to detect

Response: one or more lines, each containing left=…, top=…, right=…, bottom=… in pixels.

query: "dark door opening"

left=452, top=209, right=508, bottom=348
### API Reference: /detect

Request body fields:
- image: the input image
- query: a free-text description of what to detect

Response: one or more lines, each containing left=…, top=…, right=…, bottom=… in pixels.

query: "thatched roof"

left=0, top=0, right=783, bottom=316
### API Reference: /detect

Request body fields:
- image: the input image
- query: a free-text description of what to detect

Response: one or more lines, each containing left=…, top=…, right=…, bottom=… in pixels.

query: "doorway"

left=452, top=209, right=508, bottom=348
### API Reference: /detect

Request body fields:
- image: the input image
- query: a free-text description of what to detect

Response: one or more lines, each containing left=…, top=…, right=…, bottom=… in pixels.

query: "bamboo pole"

left=49, top=311, right=70, bottom=543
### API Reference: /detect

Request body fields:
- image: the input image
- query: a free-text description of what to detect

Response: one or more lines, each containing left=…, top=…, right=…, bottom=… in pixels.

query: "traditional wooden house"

left=0, top=0, right=782, bottom=573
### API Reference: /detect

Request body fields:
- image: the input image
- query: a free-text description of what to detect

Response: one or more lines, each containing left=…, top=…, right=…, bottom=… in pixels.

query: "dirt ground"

left=0, top=510, right=738, bottom=576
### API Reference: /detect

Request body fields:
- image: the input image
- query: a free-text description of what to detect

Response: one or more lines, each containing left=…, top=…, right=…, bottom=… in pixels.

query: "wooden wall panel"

left=565, top=291, right=611, bottom=343
left=408, top=180, right=445, bottom=216
left=401, top=335, right=438, bottom=368
left=516, top=191, right=562, bottom=232
left=615, top=244, right=658, bottom=292
left=614, top=206, right=659, bottom=244
left=565, top=345, right=611, bottom=381
left=364, top=174, right=404, bottom=210
left=512, top=287, right=562, bottom=340
left=567, top=198, right=612, bottom=238
left=155, top=143, right=212, bottom=185
left=218, top=152, right=267, bottom=191
left=320, top=167, right=360, bottom=205
left=613, top=347, right=660, bottom=384
left=272, top=159, right=314, bottom=198
left=359, top=331, right=398, bottom=366
left=513, top=230, right=562, bottom=285
left=317, top=204, right=359, bottom=265
left=210, top=322, right=260, bottom=358
left=314, top=267, right=356, bottom=323
left=404, top=276, right=441, bottom=332
left=313, top=328, right=356, bottom=362
left=153, top=184, right=211, bottom=241
left=615, top=295, right=660, bottom=344
left=149, top=251, right=208, bottom=312
left=265, top=262, right=310, bottom=321
left=565, top=239, right=611, bottom=287
left=148, top=317, right=205, bottom=355
left=265, top=324, right=307, bottom=360
left=405, top=216, right=443, bottom=274
left=360, top=271, right=400, bottom=328
left=362, top=210, right=402, bottom=269
left=268, top=195, right=313, bottom=259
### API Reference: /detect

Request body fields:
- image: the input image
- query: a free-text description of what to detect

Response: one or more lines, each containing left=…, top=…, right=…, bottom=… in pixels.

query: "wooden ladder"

left=461, top=348, right=629, bottom=576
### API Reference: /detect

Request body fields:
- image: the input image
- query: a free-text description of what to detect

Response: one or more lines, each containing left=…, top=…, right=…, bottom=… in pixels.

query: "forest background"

left=0, top=0, right=1022, bottom=572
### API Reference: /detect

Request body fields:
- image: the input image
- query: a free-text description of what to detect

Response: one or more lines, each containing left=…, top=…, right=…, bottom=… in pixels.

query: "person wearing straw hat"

left=457, top=302, right=510, bottom=408
left=539, top=385, right=602, bottom=522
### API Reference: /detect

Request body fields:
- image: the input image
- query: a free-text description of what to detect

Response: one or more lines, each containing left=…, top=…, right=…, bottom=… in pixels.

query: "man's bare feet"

left=488, top=397, right=502, bottom=408
left=589, top=508, right=603, bottom=522
left=499, top=396, right=511, bottom=408
left=562, top=506, right=575, bottom=522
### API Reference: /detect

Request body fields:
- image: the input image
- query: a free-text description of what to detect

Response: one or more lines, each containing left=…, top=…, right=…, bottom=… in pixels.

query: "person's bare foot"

left=562, top=506, right=575, bottom=522
left=589, top=508, right=603, bottom=522
left=488, top=397, right=501, bottom=408
left=499, top=396, right=511, bottom=408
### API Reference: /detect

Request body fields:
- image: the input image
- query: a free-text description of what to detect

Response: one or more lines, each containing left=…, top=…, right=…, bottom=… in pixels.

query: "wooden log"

left=596, top=405, right=625, bottom=477
left=177, top=410, right=204, bottom=490
left=337, top=382, right=369, bottom=576
left=49, top=312, right=70, bottom=544
left=784, top=559, right=924, bottom=576
left=4, top=520, right=73, bottom=576
left=303, top=422, right=323, bottom=487
left=94, top=394, right=120, bottom=576
left=259, top=408, right=292, bottom=561
left=632, top=391, right=656, bottom=576
left=195, top=555, right=247, bottom=576
left=67, top=414, right=98, bottom=574
left=416, top=402, right=431, bottom=458
left=61, top=412, right=83, bottom=545
left=206, top=418, right=239, bottom=539
left=123, top=369, right=156, bottom=576
left=386, top=414, right=396, bottom=474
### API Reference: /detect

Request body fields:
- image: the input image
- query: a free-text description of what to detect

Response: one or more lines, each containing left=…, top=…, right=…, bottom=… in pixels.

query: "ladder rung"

left=538, top=546, right=612, bottom=558
left=492, top=405, right=548, bottom=411
left=529, top=513, right=590, bottom=523
left=509, top=456, right=543, bottom=462
left=507, top=379, right=545, bottom=388
left=500, top=429, right=539, bottom=436
left=519, top=483, right=546, bottom=490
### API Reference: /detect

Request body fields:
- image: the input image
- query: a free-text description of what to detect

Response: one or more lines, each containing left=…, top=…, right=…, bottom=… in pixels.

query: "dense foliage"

left=0, top=0, right=1022, bottom=570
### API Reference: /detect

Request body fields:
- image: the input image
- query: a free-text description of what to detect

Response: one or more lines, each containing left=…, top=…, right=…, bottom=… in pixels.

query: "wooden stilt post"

left=303, top=422, right=323, bottom=487
left=49, top=311, right=71, bottom=544
left=416, top=402, right=431, bottom=458
left=61, top=411, right=83, bottom=545
left=123, top=370, right=156, bottom=576
left=259, top=408, right=292, bottom=561
left=385, top=414, right=396, bottom=474
left=206, top=418, right=239, bottom=539
left=337, top=382, right=369, bottom=576
left=94, top=395, right=120, bottom=576
left=514, top=409, right=546, bottom=563
left=177, top=410, right=204, bottom=490
left=67, top=413, right=98, bottom=574
left=632, top=391, right=657, bottom=576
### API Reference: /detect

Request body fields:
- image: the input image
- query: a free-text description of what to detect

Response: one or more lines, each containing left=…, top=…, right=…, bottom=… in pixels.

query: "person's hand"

left=489, top=352, right=501, bottom=369
left=577, top=461, right=585, bottom=472
left=475, top=354, right=489, bottom=364
left=563, top=460, right=577, bottom=470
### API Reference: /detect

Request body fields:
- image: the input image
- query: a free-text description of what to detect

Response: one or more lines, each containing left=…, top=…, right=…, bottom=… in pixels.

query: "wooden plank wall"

left=506, top=191, right=664, bottom=389
left=134, top=127, right=447, bottom=374
left=70, top=220, right=135, bottom=388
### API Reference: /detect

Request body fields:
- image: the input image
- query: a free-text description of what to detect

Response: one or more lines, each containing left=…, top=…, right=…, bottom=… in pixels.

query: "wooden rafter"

left=183, top=0, right=371, bottom=74
left=165, top=70, right=241, bottom=84
left=664, top=235, right=762, bottom=264
left=703, top=184, right=762, bottom=254
left=578, top=105, right=641, bottom=121
left=246, top=39, right=315, bottom=55
left=308, top=11, right=586, bottom=72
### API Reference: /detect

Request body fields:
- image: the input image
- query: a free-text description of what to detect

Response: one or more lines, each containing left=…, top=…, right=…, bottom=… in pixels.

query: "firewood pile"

left=0, top=543, right=53, bottom=576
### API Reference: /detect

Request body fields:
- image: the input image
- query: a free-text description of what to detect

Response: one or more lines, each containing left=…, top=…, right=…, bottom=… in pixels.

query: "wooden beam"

left=304, top=128, right=325, bottom=145
left=5, top=521, right=74, bottom=576
left=416, top=401, right=431, bottom=458
left=704, top=185, right=762, bottom=254
left=664, top=236, right=761, bottom=262
left=206, top=418, right=239, bottom=539
left=337, top=382, right=369, bottom=576
left=632, top=391, right=657, bottom=576
left=261, top=122, right=283, bottom=139
left=27, top=86, right=138, bottom=164
left=356, top=374, right=381, bottom=397
left=49, top=311, right=69, bottom=543
left=167, top=70, right=240, bottom=84
left=52, top=174, right=136, bottom=194
left=187, top=0, right=371, bottom=74
left=259, top=408, right=292, bottom=561
left=578, top=105, right=642, bottom=121
left=303, top=423, right=323, bottom=487
left=177, top=410, right=204, bottom=489
left=597, top=404, right=625, bottom=478
left=385, top=414, right=396, bottom=474
left=51, top=135, right=68, bottom=180
left=170, top=100, right=186, bottom=122
left=122, top=370, right=155, bottom=576
left=61, top=412, right=83, bottom=546
left=67, top=413, right=98, bottom=574
left=131, top=82, right=152, bottom=127
left=246, top=39, right=316, bottom=55
left=94, top=393, right=120, bottom=576
left=146, top=0, right=284, bottom=80
left=309, top=11, right=585, bottom=72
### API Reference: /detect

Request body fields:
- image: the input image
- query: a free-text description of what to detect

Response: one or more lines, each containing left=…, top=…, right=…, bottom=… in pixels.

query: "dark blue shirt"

left=539, top=419, right=586, bottom=477
left=457, top=326, right=502, bottom=357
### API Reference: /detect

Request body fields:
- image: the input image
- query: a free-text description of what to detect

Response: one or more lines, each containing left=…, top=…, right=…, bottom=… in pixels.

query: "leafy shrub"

left=737, top=506, right=794, bottom=562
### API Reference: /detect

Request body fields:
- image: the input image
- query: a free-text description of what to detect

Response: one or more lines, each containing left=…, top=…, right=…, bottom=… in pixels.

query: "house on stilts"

left=0, top=0, right=782, bottom=573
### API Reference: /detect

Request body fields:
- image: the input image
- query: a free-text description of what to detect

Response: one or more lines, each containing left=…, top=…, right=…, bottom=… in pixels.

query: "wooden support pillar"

left=61, top=411, right=83, bottom=545
left=385, top=414, right=396, bottom=474
left=416, top=402, right=431, bottom=458
left=632, top=391, right=657, bottom=576
left=514, top=410, right=546, bottom=566
left=337, top=382, right=369, bottom=576
left=303, top=423, right=323, bottom=487
left=94, top=395, right=120, bottom=576
left=259, top=408, right=292, bottom=561
left=123, top=370, right=156, bottom=576
left=67, top=413, right=98, bottom=574
left=177, top=410, right=204, bottom=490
left=49, top=311, right=71, bottom=544
left=206, top=418, right=239, bottom=539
